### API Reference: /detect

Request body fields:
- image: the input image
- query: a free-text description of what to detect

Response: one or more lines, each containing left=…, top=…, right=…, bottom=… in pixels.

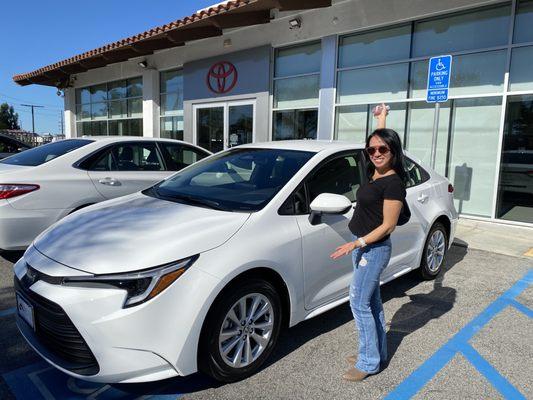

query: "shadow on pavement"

left=0, top=251, right=24, bottom=264
left=384, top=244, right=468, bottom=367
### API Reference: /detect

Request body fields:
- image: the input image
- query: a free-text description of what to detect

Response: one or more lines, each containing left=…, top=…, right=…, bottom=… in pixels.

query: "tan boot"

left=342, top=367, right=369, bottom=382
left=346, top=355, right=357, bottom=365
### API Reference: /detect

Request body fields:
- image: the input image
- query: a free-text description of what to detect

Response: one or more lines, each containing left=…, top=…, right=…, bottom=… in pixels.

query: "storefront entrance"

left=193, top=100, right=255, bottom=153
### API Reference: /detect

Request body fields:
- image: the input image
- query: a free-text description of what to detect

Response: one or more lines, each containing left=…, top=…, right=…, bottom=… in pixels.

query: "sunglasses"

left=365, top=145, right=390, bottom=156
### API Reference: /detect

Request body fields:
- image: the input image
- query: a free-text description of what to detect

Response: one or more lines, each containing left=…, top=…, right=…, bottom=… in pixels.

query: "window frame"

left=159, top=68, right=184, bottom=140
left=156, top=141, right=210, bottom=172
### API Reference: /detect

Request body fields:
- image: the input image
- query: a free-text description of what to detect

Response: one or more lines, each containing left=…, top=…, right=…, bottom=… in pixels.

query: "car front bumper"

left=13, top=250, right=221, bottom=383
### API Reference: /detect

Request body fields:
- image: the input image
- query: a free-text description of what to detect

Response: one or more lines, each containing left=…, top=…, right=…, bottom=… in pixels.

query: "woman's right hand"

left=375, top=103, right=388, bottom=129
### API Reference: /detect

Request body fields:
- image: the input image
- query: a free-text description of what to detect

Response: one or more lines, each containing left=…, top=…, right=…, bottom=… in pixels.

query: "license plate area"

left=16, top=293, right=35, bottom=330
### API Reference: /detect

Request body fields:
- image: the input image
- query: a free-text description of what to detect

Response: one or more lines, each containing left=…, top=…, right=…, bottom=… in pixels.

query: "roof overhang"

left=13, top=0, right=331, bottom=88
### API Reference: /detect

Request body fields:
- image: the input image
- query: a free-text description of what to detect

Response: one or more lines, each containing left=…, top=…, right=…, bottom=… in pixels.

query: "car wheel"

left=199, top=278, right=282, bottom=382
left=419, top=222, right=448, bottom=280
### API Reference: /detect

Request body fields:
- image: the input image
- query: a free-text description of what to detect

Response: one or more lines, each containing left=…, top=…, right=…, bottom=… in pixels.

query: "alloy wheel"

left=426, top=229, right=445, bottom=273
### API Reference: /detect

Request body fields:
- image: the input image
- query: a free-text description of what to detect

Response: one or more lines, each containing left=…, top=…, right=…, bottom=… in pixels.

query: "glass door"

left=194, top=101, right=255, bottom=152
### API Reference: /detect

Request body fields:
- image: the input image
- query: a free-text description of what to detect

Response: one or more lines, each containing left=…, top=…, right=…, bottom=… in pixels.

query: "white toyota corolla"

left=14, top=141, right=458, bottom=383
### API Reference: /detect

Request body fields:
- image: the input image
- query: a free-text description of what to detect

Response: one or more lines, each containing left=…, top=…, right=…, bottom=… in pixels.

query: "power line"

left=0, top=92, right=63, bottom=109
left=21, top=104, right=44, bottom=133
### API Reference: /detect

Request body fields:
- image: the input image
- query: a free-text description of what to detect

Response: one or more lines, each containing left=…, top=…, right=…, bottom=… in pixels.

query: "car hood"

left=33, top=193, right=251, bottom=274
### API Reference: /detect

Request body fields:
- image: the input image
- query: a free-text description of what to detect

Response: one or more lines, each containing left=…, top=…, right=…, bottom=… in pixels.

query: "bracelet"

left=357, top=238, right=367, bottom=248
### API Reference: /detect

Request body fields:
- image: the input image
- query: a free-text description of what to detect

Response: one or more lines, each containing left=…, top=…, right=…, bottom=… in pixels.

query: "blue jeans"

left=349, top=235, right=392, bottom=373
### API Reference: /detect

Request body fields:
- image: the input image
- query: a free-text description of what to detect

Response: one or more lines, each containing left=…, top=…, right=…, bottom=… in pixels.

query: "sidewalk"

left=454, top=218, right=533, bottom=259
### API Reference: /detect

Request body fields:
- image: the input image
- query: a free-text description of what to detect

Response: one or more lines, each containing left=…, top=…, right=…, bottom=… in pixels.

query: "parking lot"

left=1, top=244, right=531, bottom=400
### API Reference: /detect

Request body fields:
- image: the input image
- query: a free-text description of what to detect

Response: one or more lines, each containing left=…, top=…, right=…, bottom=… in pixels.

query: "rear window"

left=0, top=139, right=93, bottom=166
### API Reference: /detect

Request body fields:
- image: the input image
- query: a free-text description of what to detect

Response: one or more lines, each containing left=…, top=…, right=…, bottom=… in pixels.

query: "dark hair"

left=365, top=128, right=408, bottom=184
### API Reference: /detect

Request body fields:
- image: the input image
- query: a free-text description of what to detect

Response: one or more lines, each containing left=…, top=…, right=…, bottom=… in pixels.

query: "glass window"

left=496, top=95, right=533, bottom=223
left=273, top=110, right=318, bottom=141
left=275, top=42, right=321, bottom=77
left=1, top=139, right=93, bottom=166
left=91, top=84, right=107, bottom=103
left=447, top=97, right=502, bottom=217
left=160, top=116, right=184, bottom=140
left=412, top=5, right=511, bottom=57
left=151, top=148, right=315, bottom=212
left=159, top=142, right=208, bottom=171
left=509, top=46, right=533, bottom=92
left=85, top=148, right=117, bottom=171
left=410, top=50, right=506, bottom=98
left=307, top=153, right=363, bottom=202
left=161, top=70, right=183, bottom=93
left=514, top=0, right=533, bottom=43
left=112, top=143, right=163, bottom=171
left=274, top=75, right=320, bottom=108
left=108, top=80, right=127, bottom=100
left=405, top=101, right=450, bottom=176
left=337, top=63, right=409, bottom=104
left=367, top=103, right=407, bottom=141
left=339, top=25, right=411, bottom=68
left=404, top=158, right=429, bottom=188
left=75, top=77, right=143, bottom=136
left=335, top=105, right=368, bottom=142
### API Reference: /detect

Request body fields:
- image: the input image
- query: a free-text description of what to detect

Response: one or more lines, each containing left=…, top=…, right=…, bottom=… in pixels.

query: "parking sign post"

left=427, top=55, right=452, bottom=169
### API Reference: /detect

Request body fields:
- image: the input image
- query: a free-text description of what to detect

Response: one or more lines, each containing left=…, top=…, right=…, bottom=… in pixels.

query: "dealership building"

left=14, top=0, right=533, bottom=227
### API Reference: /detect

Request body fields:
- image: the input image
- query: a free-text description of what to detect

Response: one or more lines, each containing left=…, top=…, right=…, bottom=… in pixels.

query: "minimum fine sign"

left=426, top=55, right=452, bottom=103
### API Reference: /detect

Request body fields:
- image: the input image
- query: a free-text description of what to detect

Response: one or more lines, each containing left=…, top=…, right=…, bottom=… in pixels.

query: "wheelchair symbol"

left=435, top=58, right=446, bottom=71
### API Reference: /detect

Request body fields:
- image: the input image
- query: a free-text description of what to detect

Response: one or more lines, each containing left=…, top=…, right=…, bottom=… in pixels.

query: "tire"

left=198, top=278, right=282, bottom=382
left=419, top=222, right=448, bottom=280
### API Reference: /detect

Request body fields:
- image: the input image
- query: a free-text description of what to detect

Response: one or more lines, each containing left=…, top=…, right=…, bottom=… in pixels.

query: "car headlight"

left=63, top=256, right=197, bottom=308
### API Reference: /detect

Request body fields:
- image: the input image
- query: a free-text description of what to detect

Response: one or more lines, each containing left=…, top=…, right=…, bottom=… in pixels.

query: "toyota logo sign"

left=206, top=61, right=238, bottom=94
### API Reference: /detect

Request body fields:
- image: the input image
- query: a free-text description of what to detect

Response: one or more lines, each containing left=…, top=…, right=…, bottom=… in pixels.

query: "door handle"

left=417, top=194, right=429, bottom=203
left=98, top=177, right=122, bottom=186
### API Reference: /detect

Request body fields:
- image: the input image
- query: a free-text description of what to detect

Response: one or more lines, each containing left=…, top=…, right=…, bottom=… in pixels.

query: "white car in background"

left=14, top=141, right=457, bottom=384
left=0, top=136, right=210, bottom=251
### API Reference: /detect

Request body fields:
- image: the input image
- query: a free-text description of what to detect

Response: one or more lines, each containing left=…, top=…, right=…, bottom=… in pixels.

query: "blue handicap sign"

left=426, top=55, right=452, bottom=103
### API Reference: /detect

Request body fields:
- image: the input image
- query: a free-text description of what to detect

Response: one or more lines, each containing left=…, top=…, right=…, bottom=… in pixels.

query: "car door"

left=87, top=141, right=169, bottom=199
left=288, top=151, right=365, bottom=310
left=386, top=158, right=433, bottom=278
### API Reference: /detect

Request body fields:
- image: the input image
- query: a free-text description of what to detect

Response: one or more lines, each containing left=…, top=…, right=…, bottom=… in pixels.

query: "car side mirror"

left=308, top=193, right=352, bottom=226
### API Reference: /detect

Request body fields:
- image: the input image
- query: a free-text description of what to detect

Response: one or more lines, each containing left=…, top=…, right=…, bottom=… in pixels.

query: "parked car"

left=13, top=141, right=457, bottom=384
left=0, top=136, right=210, bottom=251
left=0, top=133, right=31, bottom=160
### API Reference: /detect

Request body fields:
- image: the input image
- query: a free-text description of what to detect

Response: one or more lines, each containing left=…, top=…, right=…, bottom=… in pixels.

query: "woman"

left=330, top=104, right=407, bottom=382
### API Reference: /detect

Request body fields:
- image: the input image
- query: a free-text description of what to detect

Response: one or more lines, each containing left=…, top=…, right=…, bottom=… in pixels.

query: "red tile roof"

left=13, top=0, right=331, bottom=87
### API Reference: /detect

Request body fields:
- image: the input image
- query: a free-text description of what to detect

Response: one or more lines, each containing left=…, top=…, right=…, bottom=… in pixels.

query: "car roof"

left=80, top=135, right=188, bottom=144
left=239, top=140, right=366, bottom=153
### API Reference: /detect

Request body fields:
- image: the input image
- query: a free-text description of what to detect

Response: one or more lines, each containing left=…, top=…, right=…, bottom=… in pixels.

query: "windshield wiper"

left=156, top=190, right=228, bottom=211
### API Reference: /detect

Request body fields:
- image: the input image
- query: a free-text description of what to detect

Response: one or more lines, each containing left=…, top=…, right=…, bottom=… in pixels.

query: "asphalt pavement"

left=0, top=245, right=531, bottom=400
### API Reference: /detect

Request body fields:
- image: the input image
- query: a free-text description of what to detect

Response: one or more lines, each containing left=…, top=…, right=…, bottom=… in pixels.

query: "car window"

left=86, top=148, right=117, bottom=171
left=159, top=142, right=209, bottom=171
left=404, top=158, right=429, bottom=188
left=307, top=152, right=364, bottom=203
left=0, top=139, right=92, bottom=166
left=112, top=143, right=164, bottom=171
left=151, top=148, right=314, bottom=212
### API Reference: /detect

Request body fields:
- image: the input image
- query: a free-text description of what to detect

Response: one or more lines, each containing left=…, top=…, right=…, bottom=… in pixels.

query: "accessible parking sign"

left=426, top=55, right=452, bottom=103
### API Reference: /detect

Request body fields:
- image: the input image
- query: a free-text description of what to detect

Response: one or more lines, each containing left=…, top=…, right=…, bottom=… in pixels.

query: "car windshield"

left=0, top=139, right=93, bottom=166
left=147, top=148, right=315, bottom=212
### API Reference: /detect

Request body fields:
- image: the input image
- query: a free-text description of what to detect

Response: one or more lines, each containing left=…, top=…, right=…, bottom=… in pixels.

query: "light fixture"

left=138, top=60, right=149, bottom=68
left=289, top=17, right=302, bottom=29
left=223, top=38, right=232, bottom=48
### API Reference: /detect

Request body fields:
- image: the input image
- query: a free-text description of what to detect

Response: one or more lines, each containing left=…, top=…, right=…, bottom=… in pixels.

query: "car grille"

left=15, top=275, right=100, bottom=376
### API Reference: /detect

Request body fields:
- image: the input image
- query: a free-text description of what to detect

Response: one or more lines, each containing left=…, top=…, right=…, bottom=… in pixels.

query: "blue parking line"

left=0, top=307, right=16, bottom=317
left=384, top=269, right=533, bottom=400
left=459, top=344, right=526, bottom=400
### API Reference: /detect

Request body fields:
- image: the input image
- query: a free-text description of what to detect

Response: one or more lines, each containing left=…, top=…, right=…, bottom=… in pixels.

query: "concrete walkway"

left=454, top=218, right=533, bottom=259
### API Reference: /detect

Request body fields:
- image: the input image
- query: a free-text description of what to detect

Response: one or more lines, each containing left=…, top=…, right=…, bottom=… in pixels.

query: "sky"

left=0, top=0, right=217, bottom=135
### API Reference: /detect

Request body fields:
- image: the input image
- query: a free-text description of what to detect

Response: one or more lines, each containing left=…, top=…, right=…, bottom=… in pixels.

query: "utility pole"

left=59, top=111, right=64, bottom=135
left=20, top=104, right=44, bottom=133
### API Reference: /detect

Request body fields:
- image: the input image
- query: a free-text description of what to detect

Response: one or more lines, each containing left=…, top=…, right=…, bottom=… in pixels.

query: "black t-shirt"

left=348, top=174, right=406, bottom=243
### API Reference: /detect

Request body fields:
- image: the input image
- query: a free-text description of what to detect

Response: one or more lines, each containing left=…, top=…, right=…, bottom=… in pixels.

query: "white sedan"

left=14, top=140, right=457, bottom=384
left=0, top=136, right=210, bottom=251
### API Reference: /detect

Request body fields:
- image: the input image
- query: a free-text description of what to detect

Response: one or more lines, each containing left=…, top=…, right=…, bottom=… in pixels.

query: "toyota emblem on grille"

left=206, top=61, right=238, bottom=94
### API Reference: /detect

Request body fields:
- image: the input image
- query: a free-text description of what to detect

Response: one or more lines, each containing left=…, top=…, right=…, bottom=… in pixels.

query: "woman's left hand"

left=330, top=241, right=357, bottom=260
